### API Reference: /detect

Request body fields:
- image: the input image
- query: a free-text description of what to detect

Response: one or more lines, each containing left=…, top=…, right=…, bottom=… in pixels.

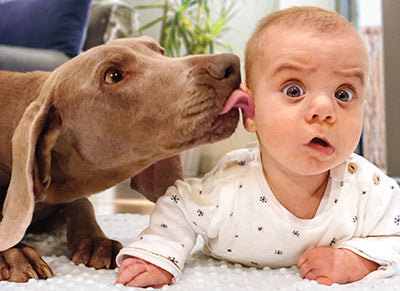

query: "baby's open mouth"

left=311, top=137, right=329, bottom=147
left=308, top=137, right=334, bottom=156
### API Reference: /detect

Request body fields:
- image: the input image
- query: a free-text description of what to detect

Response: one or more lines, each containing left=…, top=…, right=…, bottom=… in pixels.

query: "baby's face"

left=245, top=26, right=369, bottom=176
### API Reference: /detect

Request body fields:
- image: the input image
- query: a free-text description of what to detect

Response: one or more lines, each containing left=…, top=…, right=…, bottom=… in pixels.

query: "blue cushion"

left=0, top=0, right=91, bottom=57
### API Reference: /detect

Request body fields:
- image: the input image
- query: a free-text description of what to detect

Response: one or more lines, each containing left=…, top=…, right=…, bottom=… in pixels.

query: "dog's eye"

left=104, top=69, right=123, bottom=84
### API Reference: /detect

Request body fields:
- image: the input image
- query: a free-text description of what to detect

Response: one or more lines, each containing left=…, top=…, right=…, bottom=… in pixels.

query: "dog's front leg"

left=62, top=198, right=122, bottom=269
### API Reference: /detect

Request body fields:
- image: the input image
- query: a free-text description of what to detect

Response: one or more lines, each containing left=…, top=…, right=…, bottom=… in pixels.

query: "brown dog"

left=0, top=36, right=240, bottom=282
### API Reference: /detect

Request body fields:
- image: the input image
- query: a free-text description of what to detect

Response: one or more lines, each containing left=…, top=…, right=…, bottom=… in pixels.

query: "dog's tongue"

left=220, top=89, right=255, bottom=118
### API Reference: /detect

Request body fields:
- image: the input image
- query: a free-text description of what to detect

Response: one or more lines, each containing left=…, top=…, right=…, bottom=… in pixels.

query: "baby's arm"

left=115, top=177, right=213, bottom=285
left=116, top=257, right=172, bottom=288
left=297, top=246, right=379, bottom=285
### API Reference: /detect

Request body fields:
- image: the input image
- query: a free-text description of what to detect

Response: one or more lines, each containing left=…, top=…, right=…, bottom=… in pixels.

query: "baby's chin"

left=287, top=158, right=341, bottom=178
left=291, top=167, right=331, bottom=178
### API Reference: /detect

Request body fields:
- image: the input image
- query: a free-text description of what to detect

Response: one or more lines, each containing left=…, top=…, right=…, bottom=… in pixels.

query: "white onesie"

left=117, top=143, right=400, bottom=282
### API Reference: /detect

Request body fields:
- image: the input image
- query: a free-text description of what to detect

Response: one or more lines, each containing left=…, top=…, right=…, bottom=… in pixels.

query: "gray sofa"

left=0, top=0, right=134, bottom=73
left=0, top=45, right=71, bottom=73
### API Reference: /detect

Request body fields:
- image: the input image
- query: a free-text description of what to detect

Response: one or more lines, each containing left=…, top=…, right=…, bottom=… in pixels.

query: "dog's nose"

left=207, top=54, right=240, bottom=83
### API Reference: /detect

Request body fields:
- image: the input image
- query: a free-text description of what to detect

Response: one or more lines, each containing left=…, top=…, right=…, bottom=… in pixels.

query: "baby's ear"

left=241, top=84, right=257, bottom=133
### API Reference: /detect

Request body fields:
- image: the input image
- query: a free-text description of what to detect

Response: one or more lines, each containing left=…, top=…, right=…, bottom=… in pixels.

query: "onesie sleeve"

left=116, top=177, right=214, bottom=282
left=337, top=174, right=400, bottom=279
left=115, top=147, right=255, bottom=282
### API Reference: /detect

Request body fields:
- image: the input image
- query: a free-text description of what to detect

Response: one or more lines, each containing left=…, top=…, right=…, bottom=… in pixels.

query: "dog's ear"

left=130, top=155, right=183, bottom=203
left=0, top=99, right=62, bottom=251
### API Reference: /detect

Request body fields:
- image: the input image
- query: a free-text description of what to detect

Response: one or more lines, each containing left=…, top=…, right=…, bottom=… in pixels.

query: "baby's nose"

left=307, top=94, right=336, bottom=123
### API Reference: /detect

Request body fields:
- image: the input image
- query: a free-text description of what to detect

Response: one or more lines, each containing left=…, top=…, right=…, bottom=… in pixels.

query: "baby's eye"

left=283, top=84, right=305, bottom=98
left=335, top=88, right=354, bottom=102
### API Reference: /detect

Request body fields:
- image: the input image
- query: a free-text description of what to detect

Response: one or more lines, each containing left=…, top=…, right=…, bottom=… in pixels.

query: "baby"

left=116, top=6, right=400, bottom=287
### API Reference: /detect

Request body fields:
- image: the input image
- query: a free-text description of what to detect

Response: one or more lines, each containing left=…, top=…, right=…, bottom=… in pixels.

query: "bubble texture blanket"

left=1, top=214, right=399, bottom=290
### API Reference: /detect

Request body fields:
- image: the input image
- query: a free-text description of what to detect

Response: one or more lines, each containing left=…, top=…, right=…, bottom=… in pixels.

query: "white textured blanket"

left=1, top=214, right=399, bottom=290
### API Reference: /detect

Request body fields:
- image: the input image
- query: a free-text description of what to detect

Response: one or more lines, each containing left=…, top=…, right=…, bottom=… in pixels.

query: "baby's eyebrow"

left=271, top=62, right=366, bottom=86
left=271, top=62, right=315, bottom=76
left=333, top=68, right=366, bottom=86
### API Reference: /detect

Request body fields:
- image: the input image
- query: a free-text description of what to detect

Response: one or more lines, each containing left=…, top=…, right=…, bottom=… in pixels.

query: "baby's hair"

left=245, top=6, right=357, bottom=87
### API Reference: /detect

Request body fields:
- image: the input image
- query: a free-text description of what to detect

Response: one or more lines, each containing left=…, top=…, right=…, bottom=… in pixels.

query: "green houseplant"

left=134, top=0, right=236, bottom=57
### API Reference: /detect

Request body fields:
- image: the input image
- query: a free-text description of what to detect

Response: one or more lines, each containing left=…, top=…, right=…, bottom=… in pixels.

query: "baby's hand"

left=115, top=257, right=172, bottom=288
left=297, top=247, right=379, bottom=285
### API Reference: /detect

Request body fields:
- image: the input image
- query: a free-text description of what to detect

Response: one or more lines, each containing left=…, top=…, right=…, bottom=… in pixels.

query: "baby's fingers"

left=118, top=257, right=141, bottom=274
left=297, top=255, right=311, bottom=278
left=315, top=276, right=334, bottom=286
left=115, top=260, right=146, bottom=285
left=301, top=267, right=334, bottom=286
left=124, top=269, right=171, bottom=288
left=297, top=253, right=307, bottom=268
left=124, top=270, right=156, bottom=288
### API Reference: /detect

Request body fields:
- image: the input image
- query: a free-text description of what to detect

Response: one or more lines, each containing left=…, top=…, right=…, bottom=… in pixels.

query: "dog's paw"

left=0, top=244, right=53, bottom=282
left=70, top=236, right=122, bottom=269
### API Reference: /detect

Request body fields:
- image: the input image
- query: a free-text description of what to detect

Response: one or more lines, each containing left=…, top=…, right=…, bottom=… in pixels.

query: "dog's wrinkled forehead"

left=105, top=36, right=165, bottom=56
left=58, top=37, right=167, bottom=82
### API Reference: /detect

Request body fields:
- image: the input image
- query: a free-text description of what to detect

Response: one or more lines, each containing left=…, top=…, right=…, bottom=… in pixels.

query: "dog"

left=0, top=36, right=241, bottom=282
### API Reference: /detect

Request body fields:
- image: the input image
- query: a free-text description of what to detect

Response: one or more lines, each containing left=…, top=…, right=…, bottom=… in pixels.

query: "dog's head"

left=58, top=36, right=241, bottom=161
left=0, top=36, right=244, bottom=250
